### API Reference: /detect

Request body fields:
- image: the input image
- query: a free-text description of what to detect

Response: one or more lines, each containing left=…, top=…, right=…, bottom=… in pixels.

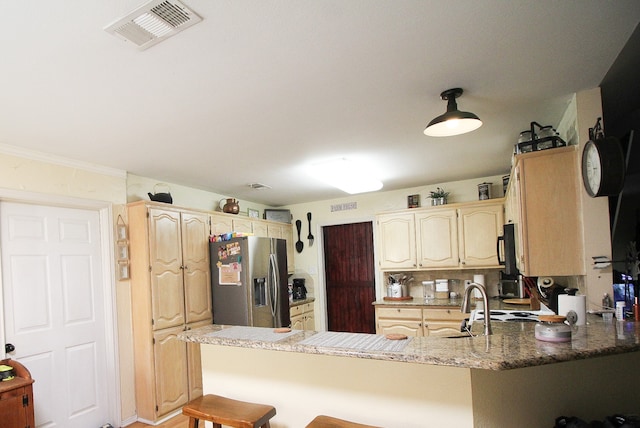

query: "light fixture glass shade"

left=308, top=158, right=383, bottom=194
left=424, top=88, right=482, bottom=137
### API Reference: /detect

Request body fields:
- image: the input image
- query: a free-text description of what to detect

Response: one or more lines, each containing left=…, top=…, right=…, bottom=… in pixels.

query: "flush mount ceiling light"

left=104, top=0, right=202, bottom=50
left=424, top=88, right=483, bottom=137
left=308, top=158, right=383, bottom=195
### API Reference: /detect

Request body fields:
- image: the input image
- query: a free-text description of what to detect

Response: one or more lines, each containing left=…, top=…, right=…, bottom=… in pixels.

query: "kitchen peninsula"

left=180, top=317, right=640, bottom=428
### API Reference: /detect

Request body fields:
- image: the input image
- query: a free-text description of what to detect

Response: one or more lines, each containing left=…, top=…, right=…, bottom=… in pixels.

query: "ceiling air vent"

left=248, top=183, right=272, bottom=190
left=104, top=0, right=202, bottom=50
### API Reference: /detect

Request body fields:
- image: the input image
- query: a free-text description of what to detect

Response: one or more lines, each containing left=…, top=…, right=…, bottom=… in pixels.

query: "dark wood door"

left=323, top=222, right=376, bottom=333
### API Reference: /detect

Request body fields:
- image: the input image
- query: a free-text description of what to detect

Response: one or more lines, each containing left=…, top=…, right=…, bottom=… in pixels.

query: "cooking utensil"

left=295, top=220, right=303, bottom=253
left=307, top=212, right=314, bottom=246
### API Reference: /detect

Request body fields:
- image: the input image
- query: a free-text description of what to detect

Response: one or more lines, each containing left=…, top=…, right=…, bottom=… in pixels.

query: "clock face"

left=581, top=137, right=625, bottom=198
left=582, top=141, right=602, bottom=197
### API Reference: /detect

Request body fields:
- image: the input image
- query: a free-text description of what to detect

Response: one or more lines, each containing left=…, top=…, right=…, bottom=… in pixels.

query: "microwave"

left=497, top=223, right=518, bottom=276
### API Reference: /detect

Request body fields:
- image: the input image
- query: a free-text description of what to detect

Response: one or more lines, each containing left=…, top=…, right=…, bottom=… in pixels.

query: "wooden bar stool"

left=182, top=394, right=276, bottom=428
left=305, top=415, right=382, bottom=428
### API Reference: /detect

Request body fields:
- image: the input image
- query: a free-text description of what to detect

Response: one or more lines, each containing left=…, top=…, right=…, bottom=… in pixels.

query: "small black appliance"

left=292, top=278, right=307, bottom=300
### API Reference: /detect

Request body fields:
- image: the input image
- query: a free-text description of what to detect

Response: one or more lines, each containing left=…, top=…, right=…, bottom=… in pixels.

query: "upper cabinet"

left=376, top=199, right=504, bottom=271
left=209, top=211, right=294, bottom=274
left=457, top=203, right=504, bottom=267
left=505, top=146, right=584, bottom=276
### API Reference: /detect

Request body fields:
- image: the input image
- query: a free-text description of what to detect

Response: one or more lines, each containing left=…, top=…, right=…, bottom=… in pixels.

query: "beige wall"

left=126, top=173, right=271, bottom=214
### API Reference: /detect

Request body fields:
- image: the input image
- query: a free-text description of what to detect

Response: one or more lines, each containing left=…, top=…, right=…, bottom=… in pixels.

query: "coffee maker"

left=292, top=278, right=307, bottom=300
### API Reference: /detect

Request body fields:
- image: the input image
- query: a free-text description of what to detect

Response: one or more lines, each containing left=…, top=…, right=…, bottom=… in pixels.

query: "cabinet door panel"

left=149, top=209, right=185, bottom=330
left=377, top=213, right=416, bottom=269
left=377, top=321, right=423, bottom=337
left=153, top=327, right=189, bottom=417
left=210, top=214, right=234, bottom=236
left=233, top=218, right=253, bottom=233
left=182, top=212, right=212, bottom=323
left=458, top=204, right=503, bottom=267
left=513, top=147, right=583, bottom=276
left=252, top=222, right=268, bottom=237
left=416, top=210, right=458, bottom=268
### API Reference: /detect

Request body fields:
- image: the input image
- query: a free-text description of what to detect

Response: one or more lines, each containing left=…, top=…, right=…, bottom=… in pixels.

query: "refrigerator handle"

left=269, top=253, right=279, bottom=318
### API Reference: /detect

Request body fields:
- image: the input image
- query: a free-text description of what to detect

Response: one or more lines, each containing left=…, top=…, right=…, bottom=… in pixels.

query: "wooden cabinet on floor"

left=423, top=308, right=467, bottom=337
left=290, top=302, right=315, bottom=330
left=375, top=306, right=467, bottom=337
left=128, top=201, right=213, bottom=423
left=0, top=359, right=34, bottom=428
left=375, top=306, right=423, bottom=336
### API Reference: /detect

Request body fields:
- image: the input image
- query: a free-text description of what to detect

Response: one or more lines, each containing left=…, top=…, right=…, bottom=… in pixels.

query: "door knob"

left=5, top=343, right=15, bottom=353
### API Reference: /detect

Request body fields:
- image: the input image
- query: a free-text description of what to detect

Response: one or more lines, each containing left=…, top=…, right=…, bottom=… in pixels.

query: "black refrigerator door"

left=273, top=238, right=290, bottom=328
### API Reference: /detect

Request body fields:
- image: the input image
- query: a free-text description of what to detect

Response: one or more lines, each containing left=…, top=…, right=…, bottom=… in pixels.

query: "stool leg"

left=188, top=417, right=198, bottom=428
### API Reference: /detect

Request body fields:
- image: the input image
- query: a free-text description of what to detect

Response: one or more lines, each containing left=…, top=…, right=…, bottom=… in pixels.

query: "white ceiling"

left=1, top=1, right=639, bottom=206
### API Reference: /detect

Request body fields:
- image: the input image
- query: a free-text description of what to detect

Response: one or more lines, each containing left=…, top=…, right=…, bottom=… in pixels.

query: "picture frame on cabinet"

left=408, top=194, right=420, bottom=208
left=248, top=208, right=259, bottom=218
left=116, top=215, right=128, bottom=240
left=117, top=241, right=129, bottom=261
left=117, top=261, right=130, bottom=280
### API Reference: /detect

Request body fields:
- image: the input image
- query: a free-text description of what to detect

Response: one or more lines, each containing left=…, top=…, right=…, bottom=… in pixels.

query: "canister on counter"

left=435, top=279, right=449, bottom=299
left=422, top=280, right=435, bottom=301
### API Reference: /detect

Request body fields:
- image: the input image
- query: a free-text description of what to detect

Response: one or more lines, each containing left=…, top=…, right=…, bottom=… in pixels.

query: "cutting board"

left=503, top=298, right=531, bottom=305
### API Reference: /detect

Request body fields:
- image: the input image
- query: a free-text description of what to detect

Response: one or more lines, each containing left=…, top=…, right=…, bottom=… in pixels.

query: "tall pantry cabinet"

left=128, top=201, right=213, bottom=423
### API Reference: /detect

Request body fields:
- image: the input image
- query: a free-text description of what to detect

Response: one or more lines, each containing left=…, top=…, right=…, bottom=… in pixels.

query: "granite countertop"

left=179, top=315, right=640, bottom=371
left=373, top=297, right=462, bottom=307
left=290, top=297, right=315, bottom=306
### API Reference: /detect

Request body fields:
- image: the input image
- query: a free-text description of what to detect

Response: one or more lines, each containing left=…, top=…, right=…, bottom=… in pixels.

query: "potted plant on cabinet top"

left=429, top=187, right=449, bottom=206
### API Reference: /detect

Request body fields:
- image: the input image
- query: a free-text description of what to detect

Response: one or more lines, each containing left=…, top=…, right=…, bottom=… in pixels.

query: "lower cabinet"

left=0, top=359, right=34, bottom=428
left=423, top=308, right=467, bottom=337
left=375, top=307, right=424, bottom=336
left=290, top=302, right=315, bottom=330
left=375, top=305, right=467, bottom=337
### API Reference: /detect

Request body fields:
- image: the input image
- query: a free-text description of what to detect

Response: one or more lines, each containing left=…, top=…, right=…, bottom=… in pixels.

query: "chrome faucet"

left=461, top=282, right=492, bottom=336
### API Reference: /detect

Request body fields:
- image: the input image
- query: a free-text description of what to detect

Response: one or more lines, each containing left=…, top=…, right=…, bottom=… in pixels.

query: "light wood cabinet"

left=416, top=209, right=458, bottom=268
left=128, top=201, right=212, bottom=423
left=376, top=213, right=417, bottom=269
left=376, top=200, right=504, bottom=270
left=457, top=203, right=504, bottom=267
left=209, top=212, right=295, bottom=273
left=375, top=305, right=467, bottom=337
left=423, top=308, right=467, bottom=337
left=290, top=302, right=315, bottom=330
left=375, top=306, right=424, bottom=336
left=505, top=146, right=584, bottom=276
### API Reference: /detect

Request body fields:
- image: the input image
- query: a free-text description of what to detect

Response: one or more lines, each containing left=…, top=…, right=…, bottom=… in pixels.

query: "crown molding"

left=0, top=143, right=127, bottom=179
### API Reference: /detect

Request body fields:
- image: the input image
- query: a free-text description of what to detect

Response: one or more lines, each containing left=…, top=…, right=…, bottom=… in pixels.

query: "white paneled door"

left=1, top=202, right=110, bottom=428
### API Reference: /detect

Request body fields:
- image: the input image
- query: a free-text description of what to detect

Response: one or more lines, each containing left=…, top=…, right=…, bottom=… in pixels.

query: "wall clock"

left=581, top=137, right=625, bottom=197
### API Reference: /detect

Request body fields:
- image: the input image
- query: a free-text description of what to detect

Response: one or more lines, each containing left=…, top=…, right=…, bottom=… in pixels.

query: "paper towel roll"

left=472, top=274, right=485, bottom=298
left=557, top=294, right=587, bottom=326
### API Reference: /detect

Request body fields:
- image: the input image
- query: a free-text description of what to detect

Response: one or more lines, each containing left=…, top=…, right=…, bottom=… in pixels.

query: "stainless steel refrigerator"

left=210, top=236, right=290, bottom=327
